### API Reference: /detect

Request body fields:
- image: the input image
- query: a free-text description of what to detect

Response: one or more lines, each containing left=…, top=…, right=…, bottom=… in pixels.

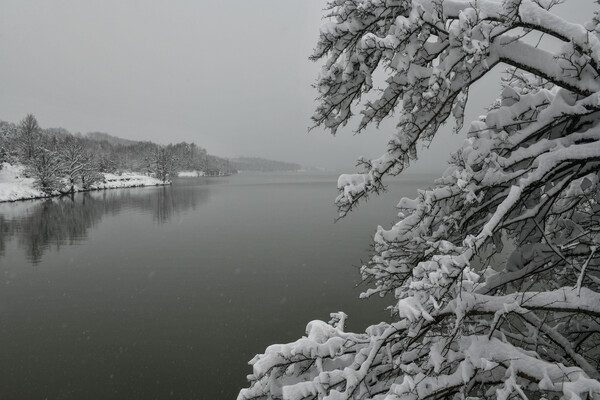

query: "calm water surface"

left=0, top=172, right=435, bottom=399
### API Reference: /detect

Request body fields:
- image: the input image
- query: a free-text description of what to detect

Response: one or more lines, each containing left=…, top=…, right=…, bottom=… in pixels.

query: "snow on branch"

left=240, top=1, right=600, bottom=399
left=310, top=0, right=600, bottom=216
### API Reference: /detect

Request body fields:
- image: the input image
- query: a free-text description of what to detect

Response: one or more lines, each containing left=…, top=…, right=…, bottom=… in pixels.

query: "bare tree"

left=0, top=121, right=18, bottom=167
left=97, top=154, right=118, bottom=174
left=17, top=114, right=41, bottom=161
left=146, top=145, right=177, bottom=183
left=79, top=152, right=103, bottom=189
left=28, top=148, right=61, bottom=194
left=59, top=136, right=87, bottom=193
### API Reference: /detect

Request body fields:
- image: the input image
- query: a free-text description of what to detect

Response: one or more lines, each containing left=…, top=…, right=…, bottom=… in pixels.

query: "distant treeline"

left=0, top=114, right=237, bottom=193
left=229, top=157, right=301, bottom=172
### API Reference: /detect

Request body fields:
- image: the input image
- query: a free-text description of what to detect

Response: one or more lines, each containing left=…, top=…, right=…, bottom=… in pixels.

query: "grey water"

left=0, top=172, right=435, bottom=400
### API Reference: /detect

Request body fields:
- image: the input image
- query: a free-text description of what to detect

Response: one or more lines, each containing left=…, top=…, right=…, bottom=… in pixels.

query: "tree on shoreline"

left=0, top=121, right=19, bottom=167
left=17, top=114, right=41, bottom=161
left=78, top=153, right=103, bottom=190
left=60, top=136, right=88, bottom=193
left=240, top=1, right=600, bottom=399
left=2, top=115, right=238, bottom=177
left=27, top=148, right=61, bottom=194
left=145, top=144, right=177, bottom=183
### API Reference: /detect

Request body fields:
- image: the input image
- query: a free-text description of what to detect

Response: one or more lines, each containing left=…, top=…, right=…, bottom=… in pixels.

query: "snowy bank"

left=177, top=170, right=206, bottom=177
left=0, top=163, right=167, bottom=203
left=0, top=163, right=45, bottom=202
left=91, top=172, right=167, bottom=190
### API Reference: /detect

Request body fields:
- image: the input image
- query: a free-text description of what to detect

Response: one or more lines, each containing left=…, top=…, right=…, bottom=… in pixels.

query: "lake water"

left=0, top=172, right=435, bottom=400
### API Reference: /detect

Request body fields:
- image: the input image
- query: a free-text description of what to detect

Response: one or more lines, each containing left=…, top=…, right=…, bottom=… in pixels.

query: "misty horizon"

left=3, top=1, right=595, bottom=174
left=2, top=1, right=600, bottom=399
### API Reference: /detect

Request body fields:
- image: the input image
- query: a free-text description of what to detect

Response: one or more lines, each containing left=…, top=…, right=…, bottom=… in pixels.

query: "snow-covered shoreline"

left=177, top=170, right=206, bottom=177
left=0, top=163, right=168, bottom=203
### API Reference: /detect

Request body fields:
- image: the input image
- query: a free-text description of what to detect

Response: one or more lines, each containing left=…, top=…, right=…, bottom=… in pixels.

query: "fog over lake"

left=0, top=173, right=434, bottom=399
left=3, top=1, right=599, bottom=398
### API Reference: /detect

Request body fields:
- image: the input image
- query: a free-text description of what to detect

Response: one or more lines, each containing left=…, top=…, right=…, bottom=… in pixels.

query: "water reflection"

left=0, top=172, right=417, bottom=400
left=0, top=182, right=209, bottom=264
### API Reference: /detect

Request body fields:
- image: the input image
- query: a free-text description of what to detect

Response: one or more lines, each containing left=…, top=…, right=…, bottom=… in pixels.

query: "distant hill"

left=83, top=136, right=302, bottom=172
left=85, top=132, right=139, bottom=147
left=2, top=119, right=303, bottom=173
left=229, top=157, right=301, bottom=172
left=83, top=135, right=302, bottom=172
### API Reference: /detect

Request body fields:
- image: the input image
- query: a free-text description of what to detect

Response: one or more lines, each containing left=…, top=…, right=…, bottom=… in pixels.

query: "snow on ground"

left=177, top=170, right=205, bottom=177
left=0, top=163, right=45, bottom=202
left=91, top=172, right=166, bottom=189
left=0, top=163, right=167, bottom=203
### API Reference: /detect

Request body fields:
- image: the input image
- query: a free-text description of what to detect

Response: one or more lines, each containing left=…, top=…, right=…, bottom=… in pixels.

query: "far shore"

left=0, top=163, right=169, bottom=203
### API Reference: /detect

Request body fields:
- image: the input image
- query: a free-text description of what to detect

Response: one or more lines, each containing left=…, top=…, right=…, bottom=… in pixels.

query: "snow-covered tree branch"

left=240, top=0, right=600, bottom=399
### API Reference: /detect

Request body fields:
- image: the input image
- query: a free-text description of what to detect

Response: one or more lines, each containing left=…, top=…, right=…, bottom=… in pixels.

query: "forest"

left=0, top=114, right=237, bottom=193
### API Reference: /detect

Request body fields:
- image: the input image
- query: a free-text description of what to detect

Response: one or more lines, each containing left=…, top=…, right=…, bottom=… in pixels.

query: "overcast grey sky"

left=0, top=1, right=596, bottom=173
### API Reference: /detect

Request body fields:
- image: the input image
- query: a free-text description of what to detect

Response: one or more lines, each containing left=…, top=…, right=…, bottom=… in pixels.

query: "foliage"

left=240, top=1, right=600, bottom=399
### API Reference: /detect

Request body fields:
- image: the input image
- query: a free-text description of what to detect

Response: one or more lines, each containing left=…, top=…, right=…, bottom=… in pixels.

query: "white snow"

left=177, top=170, right=206, bottom=177
left=90, top=172, right=166, bottom=190
left=240, top=1, right=600, bottom=399
left=0, top=163, right=167, bottom=203
left=0, top=163, right=45, bottom=202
